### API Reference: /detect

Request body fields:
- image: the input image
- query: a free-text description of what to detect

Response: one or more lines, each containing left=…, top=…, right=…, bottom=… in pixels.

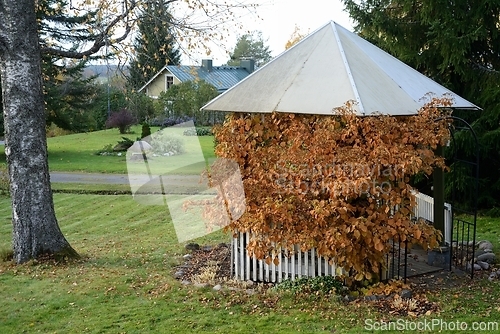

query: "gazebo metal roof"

left=201, top=21, right=480, bottom=116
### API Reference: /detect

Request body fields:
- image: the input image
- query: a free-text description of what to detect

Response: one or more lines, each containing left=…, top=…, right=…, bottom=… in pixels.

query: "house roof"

left=138, top=64, right=251, bottom=93
left=201, top=21, right=480, bottom=116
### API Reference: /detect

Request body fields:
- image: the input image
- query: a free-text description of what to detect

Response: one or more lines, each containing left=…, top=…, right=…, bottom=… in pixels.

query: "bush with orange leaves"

left=211, top=99, right=452, bottom=283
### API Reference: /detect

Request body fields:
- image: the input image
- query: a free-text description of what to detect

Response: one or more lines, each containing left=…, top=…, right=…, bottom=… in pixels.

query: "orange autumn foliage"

left=211, top=99, right=452, bottom=282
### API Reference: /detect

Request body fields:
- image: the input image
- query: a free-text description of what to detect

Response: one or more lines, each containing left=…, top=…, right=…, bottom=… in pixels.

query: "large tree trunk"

left=0, top=0, right=78, bottom=263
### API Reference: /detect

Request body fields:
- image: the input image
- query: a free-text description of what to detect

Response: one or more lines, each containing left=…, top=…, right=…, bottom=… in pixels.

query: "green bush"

left=158, top=80, right=220, bottom=126
left=89, top=85, right=128, bottom=131
left=126, top=91, right=159, bottom=124
left=141, top=123, right=152, bottom=139
left=183, top=127, right=213, bottom=136
left=95, top=144, right=114, bottom=155
left=113, top=137, right=135, bottom=152
left=275, top=276, right=345, bottom=295
left=96, top=137, right=134, bottom=155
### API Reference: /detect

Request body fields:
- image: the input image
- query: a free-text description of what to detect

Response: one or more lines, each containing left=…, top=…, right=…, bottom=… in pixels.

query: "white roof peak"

left=202, top=21, right=479, bottom=116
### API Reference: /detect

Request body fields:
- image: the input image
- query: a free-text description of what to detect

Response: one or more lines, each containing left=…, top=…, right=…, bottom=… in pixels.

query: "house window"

left=165, top=75, right=174, bottom=90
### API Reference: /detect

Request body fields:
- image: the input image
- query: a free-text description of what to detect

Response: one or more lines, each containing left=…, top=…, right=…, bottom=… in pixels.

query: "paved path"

left=50, top=172, right=131, bottom=184
left=50, top=172, right=203, bottom=186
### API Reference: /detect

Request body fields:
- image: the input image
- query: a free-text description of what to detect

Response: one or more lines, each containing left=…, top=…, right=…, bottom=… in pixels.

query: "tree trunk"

left=0, top=0, right=78, bottom=263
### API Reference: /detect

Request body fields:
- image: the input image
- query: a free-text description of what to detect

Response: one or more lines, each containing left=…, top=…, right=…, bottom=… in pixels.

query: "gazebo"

left=201, top=21, right=480, bottom=282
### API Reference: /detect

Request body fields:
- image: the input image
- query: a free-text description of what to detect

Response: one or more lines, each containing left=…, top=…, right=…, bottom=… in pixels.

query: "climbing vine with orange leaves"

left=211, top=99, right=452, bottom=282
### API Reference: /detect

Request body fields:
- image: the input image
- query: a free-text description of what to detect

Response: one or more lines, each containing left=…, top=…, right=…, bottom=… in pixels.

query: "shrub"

left=105, top=109, right=137, bottom=134
left=141, top=123, right=151, bottom=139
left=275, top=276, right=345, bottom=295
left=95, top=137, right=134, bottom=155
left=125, top=91, right=158, bottom=124
left=46, top=124, right=72, bottom=138
left=150, top=131, right=184, bottom=155
left=183, top=127, right=213, bottom=136
left=158, top=80, right=219, bottom=126
left=113, top=137, right=135, bottom=152
left=149, top=115, right=193, bottom=128
left=95, top=144, right=114, bottom=155
left=89, top=85, right=127, bottom=131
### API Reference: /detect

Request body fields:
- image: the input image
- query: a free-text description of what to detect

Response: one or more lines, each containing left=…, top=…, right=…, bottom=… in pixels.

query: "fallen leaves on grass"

left=367, top=293, right=440, bottom=317
left=177, top=244, right=231, bottom=283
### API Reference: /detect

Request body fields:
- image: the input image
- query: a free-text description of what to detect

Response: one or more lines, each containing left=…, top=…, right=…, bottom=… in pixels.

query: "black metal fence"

left=451, top=215, right=477, bottom=277
left=381, top=236, right=409, bottom=283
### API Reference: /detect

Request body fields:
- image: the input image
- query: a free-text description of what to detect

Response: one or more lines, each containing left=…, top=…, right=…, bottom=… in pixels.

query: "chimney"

left=239, top=58, right=255, bottom=73
left=201, top=59, right=213, bottom=72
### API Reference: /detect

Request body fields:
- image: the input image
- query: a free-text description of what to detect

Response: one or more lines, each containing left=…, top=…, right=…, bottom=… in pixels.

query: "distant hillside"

left=83, top=65, right=129, bottom=83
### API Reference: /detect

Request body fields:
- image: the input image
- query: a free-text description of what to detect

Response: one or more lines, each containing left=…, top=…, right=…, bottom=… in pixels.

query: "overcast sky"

left=183, top=0, right=354, bottom=65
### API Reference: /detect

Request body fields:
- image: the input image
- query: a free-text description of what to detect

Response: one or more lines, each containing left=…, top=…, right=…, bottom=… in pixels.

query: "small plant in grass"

left=391, top=294, right=418, bottom=311
left=192, top=260, right=219, bottom=285
left=113, top=137, right=135, bottom=152
left=95, top=144, right=114, bottom=155
left=0, top=248, right=13, bottom=262
left=105, top=109, right=137, bottom=134
left=46, top=123, right=72, bottom=138
left=0, top=163, right=9, bottom=196
left=96, top=138, right=134, bottom=155
left=275, top=276, right=345, bottom=295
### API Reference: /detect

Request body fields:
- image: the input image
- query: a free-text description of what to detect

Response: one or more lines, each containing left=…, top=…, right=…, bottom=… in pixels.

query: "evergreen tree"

left=0, top=0, right=101, bottom=134
left=43, top=61, right=100, bottom=132
left=343, top=0, right=500, bottom=209
left=227, top=31, right=272, bottom=67
left=128, top=0, right=181, bottom=90
left=38, top=0, right=102, bottom=132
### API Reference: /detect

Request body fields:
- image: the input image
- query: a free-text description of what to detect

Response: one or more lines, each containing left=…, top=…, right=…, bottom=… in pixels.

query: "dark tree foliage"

left=38, top=0, right=102, bottom=132
left=0, top=0, right=101, bottom=134
left=158, top=80, right=219, bottom=126
left=141, top=123, right=152, bottom=139
left=128, top=0, right=181, bottom=90
left=43, top=61, right=99, bottom=132
left=343, top=0, right=500, bottom=209
left=90, top=84, right=128, bottom=130
left=106, top=109, right=137, bottom=134
left=227, top=31, right=272, bottom=67
left=125, top=90, right=158, bottom=124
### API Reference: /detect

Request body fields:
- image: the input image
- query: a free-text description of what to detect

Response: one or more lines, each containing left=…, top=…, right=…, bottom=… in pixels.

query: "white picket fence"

left=231, top=234, right=345, bottom=282
left=412, top=192, right=452, bottom=245
left=232, top=192, right=452, bottom=283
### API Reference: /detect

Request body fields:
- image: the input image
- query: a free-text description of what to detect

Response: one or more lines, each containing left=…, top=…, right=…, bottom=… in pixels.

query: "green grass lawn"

left=0, top=194, right=499, bottom=333
left=0, top=126, right=499, bottom=332
left=476, top=215, right=500, bottom=250
left=0, top=125, right=216, bottom=174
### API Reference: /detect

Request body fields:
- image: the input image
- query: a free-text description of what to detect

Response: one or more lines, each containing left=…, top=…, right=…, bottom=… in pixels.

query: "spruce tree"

left=42, top=0, right=102, bottom=132
left=227, top=31, right=272, bottom=67
left=0, top=0, right=100, bottom=133
left=343, top=0, right=500, bottom=208
left=128, top=0, right=181, bottom=90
